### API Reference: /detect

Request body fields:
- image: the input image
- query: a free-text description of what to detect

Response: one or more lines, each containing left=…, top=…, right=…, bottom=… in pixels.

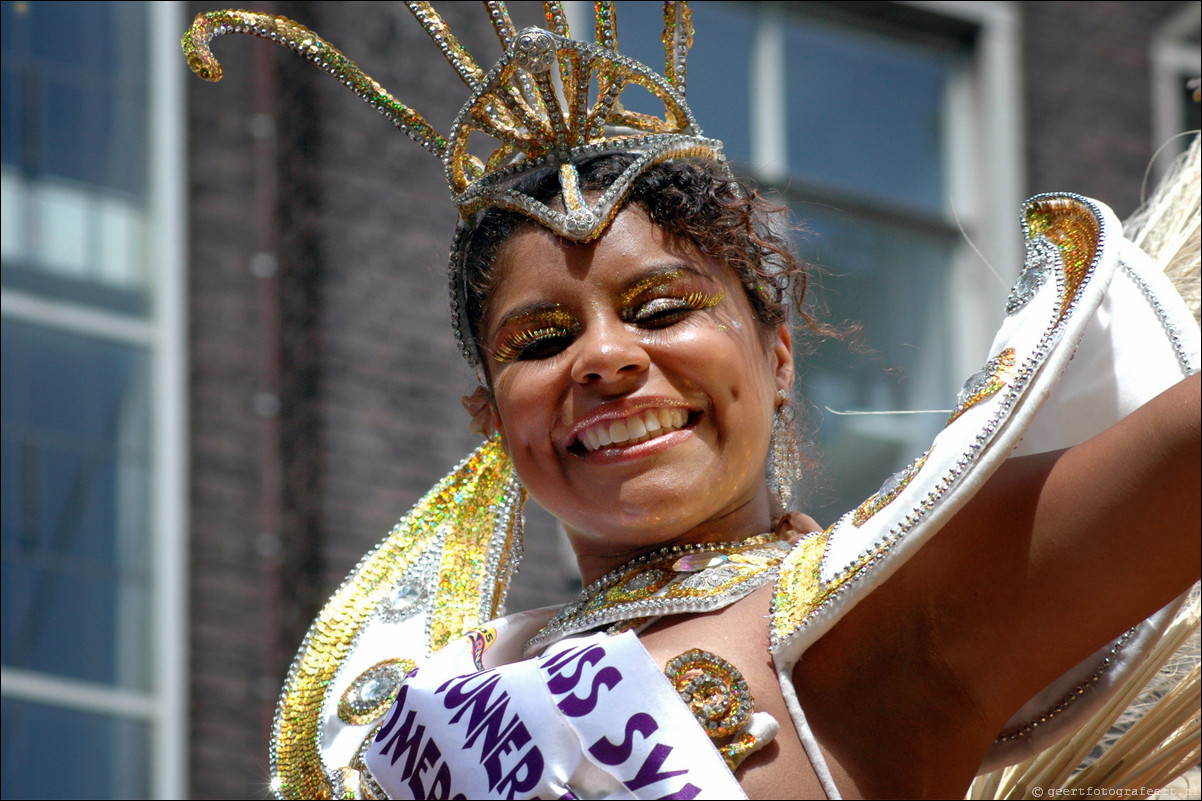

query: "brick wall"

left=1022, top=1, right=1188, bottom=218
left=187, top=2, right=269, bottom=795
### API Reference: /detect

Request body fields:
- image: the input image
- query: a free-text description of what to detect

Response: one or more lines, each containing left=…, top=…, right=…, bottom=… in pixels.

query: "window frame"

left=0, top=2, right=188, bottom=797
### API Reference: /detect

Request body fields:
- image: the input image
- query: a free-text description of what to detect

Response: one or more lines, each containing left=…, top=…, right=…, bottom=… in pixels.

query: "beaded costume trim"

left=183, top=3, right=725, bottom=368
left=267, top=438, right=523, bottom=800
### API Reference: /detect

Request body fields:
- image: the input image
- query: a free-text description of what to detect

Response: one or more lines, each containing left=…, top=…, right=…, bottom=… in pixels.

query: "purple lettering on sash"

left=587, top=712, right=658, bottom=766
left=377, top=708, right=426, bottom=775
left=542, top=645, right=606, bottom=694
left=445, top=672, right=506, bottom=731
left=374, top=683, right=410, bottom=742
left=539, top=643, right=596, bottom=676
left=462, top=694, right=517, bottom=756
left=426, top=761, right=458, bottom=800
left=494, top=741, right=545, bottom=799
left=624, top=743, right=689, bottom=791
left=555, top=665, right=622, bottom=717
left=481, top=718, right=529, bottom=789
left=437, top=668, right=498, bottom=703
left=408, top=738, right=443, bottom=800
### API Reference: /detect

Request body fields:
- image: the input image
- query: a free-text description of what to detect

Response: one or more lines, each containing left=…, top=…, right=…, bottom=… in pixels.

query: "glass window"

left=2, top=320, right=152, bottom=690
left=1, top=2, right=183, bottom=797
left=1, top=698, right=150, bottom=798
left=1, top=0, right=151, bottom=315
left=783, top=18, right=954, bottom=214
left=615, top=1, right=755, bottom=165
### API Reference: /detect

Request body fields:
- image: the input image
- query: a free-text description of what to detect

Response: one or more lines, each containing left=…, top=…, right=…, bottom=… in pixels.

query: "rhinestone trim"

left=527, top=533, right=789, bottom=654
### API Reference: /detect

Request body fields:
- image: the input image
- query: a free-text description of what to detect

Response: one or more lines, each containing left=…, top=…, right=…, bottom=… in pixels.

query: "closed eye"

left=626, top=290, right=724, bottom=328
left=491, top=307, right=580, bottom=363
left=493, top=325, right=578, bottom=362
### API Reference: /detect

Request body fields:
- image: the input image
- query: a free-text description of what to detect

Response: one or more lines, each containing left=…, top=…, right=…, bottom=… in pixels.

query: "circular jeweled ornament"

left=338, top=658, right=416, bottom=725
left=564, top=209, right=598, bottom=236
left=664, top=649, right=753, bottom=739
left=512, top=27, right=557, bottom=73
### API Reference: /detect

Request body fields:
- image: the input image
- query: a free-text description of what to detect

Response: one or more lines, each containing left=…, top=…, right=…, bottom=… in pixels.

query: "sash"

left=365, top=624, right=745, bottom=799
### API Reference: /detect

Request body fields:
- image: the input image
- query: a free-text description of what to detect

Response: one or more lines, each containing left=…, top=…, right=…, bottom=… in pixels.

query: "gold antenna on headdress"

left=664, top=1, right=693, bottom=94
left=183, top=10, right=451, bottom=160
left=183, top=2, right=720, bottom=243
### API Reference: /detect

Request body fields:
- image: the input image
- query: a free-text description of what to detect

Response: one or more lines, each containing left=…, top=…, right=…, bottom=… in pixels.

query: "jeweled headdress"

left=183, top=2, right=725, bottom=363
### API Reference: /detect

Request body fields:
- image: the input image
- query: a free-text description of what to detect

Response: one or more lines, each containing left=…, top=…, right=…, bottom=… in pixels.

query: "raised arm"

left=790, top=373, right=1199, bottom=798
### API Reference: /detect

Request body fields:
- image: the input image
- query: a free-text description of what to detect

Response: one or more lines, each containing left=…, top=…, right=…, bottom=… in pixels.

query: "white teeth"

left=609, top=419, right=628, bottom=443
left=627, top=416, right=647, bottom=439
left=579, top=408, right=689, bottom=452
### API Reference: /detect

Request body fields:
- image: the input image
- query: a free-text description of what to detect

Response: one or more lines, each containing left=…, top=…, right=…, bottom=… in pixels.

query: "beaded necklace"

left=526, top=532, right=794, bottom=654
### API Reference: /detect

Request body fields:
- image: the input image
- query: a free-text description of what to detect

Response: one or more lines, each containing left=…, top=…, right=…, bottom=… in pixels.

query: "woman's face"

left=480, top=205, right=793, bottom=580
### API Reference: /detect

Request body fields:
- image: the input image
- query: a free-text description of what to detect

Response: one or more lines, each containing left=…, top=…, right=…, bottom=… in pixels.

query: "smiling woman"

left=482, top=202, right=794, bottom=579
left=182, top=3, right=1200, bottom=800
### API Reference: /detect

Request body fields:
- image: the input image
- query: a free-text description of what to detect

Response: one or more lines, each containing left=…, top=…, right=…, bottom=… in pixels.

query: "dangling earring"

left=768, top=389, right=803, bottom=510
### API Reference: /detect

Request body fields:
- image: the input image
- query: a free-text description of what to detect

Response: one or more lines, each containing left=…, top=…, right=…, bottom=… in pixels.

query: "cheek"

left=491, top=366, right=558, bottom=451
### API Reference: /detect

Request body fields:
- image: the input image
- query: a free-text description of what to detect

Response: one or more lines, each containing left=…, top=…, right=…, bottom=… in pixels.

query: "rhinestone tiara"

left=182, top=2, right=724, bottom=241
left=183, top=2, right=727, bottom=367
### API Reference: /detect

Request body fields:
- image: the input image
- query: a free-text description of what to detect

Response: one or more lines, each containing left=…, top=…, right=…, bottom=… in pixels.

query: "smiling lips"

left=577, top=407, right=689, bottom=453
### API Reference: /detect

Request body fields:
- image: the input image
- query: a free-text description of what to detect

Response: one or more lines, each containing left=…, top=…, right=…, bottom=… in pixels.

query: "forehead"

left=486, top=206, right=721, bottom=315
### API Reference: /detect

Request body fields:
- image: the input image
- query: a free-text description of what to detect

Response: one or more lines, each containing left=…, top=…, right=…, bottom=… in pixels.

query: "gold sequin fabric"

left=1023, top=196, right=1100, bottom=322
left=269, top=437, right=523, bottom=800
left=946, top=348, right=1017, bottom=425
left=664, top=648, right=760, bottom=770
left=850, top=451, right=931, bottom=528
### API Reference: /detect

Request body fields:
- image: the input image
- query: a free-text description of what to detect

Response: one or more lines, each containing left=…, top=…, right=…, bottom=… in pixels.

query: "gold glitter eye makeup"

left=618, top=268, right=726, bottom=328
left=492, top=309, right=580, bottom=363
left=627, top=289, right=725, bottom=327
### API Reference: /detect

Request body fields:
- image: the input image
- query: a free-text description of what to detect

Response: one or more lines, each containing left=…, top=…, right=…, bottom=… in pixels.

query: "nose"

left=570, top=319, right=650, bottom=388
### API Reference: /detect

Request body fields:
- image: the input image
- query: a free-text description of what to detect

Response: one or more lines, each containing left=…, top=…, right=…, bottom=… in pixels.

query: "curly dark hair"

left=458, top=153, right=820, bottom=369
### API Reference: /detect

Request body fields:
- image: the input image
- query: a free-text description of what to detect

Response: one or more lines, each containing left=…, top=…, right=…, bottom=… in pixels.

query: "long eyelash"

left=629, top=289, right=724, bottom=322
left=493, top=325, right=575, bottom=363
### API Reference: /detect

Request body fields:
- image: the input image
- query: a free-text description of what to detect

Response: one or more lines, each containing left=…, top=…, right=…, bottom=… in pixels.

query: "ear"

left=771, top=323, right=795, bottom=397
left=461, top=386, right=499, bottom=438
